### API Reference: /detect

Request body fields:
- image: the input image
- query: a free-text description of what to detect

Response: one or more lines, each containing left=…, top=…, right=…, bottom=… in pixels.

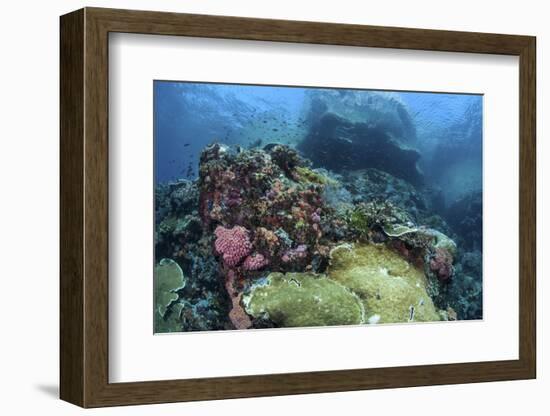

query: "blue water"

left=154, top=81, right=482, bottom=205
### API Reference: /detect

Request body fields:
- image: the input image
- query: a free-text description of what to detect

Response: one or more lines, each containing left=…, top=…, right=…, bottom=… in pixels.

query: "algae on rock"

left=328, top=243, right=441, bottom=323
left=243, top=272, right=365, bottom=328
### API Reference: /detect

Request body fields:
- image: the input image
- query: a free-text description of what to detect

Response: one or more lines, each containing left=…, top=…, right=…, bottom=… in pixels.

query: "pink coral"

left=214, top=225, right=252, bottom=267
left=242, top=253, right=269, bottom=271
left=281, top=244, right=308, bottom=263
left=429, top=248, right=454, bottom=281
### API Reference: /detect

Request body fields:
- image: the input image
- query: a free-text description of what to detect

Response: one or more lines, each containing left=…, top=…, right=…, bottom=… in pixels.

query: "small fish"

left=183, top=143, right=191, bottom=147
left=272, top=128, right=278, bottom=132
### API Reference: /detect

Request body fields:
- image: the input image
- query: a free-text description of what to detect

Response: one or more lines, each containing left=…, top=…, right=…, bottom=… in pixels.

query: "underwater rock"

left=298, top=112, right=424, bottom=186
left=243, top=272, right=365, bottom=327
left=302, top=89, right=417, bottom=143
left=154, top=259, right=187, bottom=332
left=328, top=243, right=441, bottom=323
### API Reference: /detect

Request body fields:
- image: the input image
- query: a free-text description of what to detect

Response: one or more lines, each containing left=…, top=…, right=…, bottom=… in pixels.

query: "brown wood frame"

left=60, top=7, right=536, bottom=408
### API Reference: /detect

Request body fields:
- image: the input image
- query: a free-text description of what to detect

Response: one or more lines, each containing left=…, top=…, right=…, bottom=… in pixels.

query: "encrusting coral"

left=328, top=243, right=441, bottom=323
left=243, top=242, right=443, bottom=327
left=243, top=272, right=365, bottom=327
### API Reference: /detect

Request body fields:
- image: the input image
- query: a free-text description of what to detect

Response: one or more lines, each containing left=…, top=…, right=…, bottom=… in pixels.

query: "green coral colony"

left=154, top=86, right=483, bottom=332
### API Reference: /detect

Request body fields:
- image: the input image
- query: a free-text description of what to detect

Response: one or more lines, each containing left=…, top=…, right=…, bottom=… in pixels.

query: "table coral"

left=154, top=258, right=186, bottom=332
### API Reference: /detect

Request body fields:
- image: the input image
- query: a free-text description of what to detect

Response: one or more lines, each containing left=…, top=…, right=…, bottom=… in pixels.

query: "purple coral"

left=242, top=253, right=269, bottom=271
left=214, top=225, right=252, bottom=267
left=281, top=244, right=308, bottom=263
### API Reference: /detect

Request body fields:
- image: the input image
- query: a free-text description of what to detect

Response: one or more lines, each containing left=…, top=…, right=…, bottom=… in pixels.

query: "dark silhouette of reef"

left=298, top=112, right=424, bottom=186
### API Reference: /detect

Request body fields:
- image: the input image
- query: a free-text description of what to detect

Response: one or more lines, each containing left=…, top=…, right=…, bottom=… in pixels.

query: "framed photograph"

left=60, top=7, right=536, bottom=407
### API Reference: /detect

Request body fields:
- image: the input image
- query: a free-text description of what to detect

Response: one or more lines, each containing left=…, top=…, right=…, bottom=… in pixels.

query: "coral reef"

left=155, top=140, right=481, bottom=331
left=153, top=83, right=483, bottom=332
left=198, top=143, right=342, bottom=328
left=342, top=169, right=430, bottom=221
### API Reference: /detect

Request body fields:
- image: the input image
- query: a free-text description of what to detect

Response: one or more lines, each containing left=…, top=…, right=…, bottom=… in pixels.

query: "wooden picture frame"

left=60, top=7, right=536, bottom=408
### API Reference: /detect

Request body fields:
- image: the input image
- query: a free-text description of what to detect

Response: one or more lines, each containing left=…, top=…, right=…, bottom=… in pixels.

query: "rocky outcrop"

left=298, top=113, right=424, bottom=186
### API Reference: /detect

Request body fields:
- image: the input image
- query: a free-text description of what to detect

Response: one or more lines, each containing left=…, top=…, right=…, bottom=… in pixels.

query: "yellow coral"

left=328, top=243, right=441, bottom=323
left=244, top=272, right=365, bottom=327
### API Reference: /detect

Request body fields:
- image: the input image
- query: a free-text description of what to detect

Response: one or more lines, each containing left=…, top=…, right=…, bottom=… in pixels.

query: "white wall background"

left=0, top=0, right=545, bottom=414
